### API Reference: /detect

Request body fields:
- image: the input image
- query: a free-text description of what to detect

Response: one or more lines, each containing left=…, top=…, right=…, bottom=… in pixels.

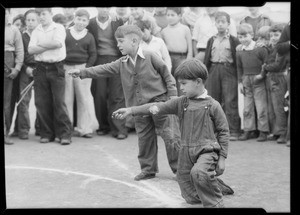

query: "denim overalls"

left=176, top=97, right=226, bottom=208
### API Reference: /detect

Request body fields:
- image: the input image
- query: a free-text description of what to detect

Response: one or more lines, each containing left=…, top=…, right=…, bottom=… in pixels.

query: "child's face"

left=248, top=7, right=259, bottom=16
left=13, top=19, right=23, bottom=30
left=38, top=10, right=53, bottom=26
left=116, top=35, right=135, bottom=56
left=130, top=7, right=144, bottom=20
left=237, top=33, right=253, bottom=46
left=74, top=15, right=89, bottom=32
left=25, top=12, right=39, bottom=31
left=215, top=16, right=229, bottom=33
left=97, top=7, right=110, bottom=19
left=142, top=28, right=151, bottom=42
left=270, top=31, right=282, bottom=45
left=166, top=9, right=180, bottom=26
left=178, top=78, right=201, bottom=98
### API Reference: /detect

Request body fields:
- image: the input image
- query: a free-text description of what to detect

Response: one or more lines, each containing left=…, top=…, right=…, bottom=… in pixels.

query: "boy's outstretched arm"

left=112, top=103, right=154, bottom=120
left=68, top=59, right=121, bottom=79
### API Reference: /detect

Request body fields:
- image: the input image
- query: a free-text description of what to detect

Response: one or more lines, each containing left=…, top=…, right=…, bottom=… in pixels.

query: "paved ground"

left=4, top=93, right=290, bottom=212
left=5, top=130, right=290, bottom=211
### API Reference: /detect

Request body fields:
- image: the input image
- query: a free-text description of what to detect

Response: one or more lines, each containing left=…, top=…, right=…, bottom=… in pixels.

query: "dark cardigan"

left=86, top=17, right=124, bottom=64
left=204, top=35, right=240, bottom=72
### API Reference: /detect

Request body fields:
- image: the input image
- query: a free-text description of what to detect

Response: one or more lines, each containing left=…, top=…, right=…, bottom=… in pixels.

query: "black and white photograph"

left=2, top=2, right=292, bottom=213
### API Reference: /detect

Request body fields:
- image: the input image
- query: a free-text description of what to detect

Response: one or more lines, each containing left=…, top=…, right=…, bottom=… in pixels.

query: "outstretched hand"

left=68, top=69, right=81, bottom=78
left=112, top=108, right=132, bottom=120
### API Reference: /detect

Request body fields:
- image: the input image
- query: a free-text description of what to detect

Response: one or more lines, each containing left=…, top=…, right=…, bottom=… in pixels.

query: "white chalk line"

left=5, top=165, right=181, bottom=207
left=93, top=145, right=183, bottom=206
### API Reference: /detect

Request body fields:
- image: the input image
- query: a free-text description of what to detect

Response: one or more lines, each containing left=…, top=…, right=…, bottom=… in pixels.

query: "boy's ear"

left=196, top=78, right=203, bottom=85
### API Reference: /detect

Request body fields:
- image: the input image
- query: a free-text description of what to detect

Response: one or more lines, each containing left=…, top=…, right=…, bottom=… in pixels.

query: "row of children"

left=4, top=7, right=290, bottom=146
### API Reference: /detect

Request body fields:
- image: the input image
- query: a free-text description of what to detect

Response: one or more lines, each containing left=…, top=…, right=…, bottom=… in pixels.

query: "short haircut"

left=52, top=13, right=67, bottom=25
left=12, top=14, right=25, bottom=25
left=115, top=25, right=142, bottom=40
left=135, top=19, right=151, bottom=31
left=75, top=9, right=90, bottom=19
left=269, top=23, right=285, bottom=33
left=257, top=26, right=271, bottom=40
left=237, top=23, right=253, bottom=35
left=35, top=8, right=52, bottom=14
left=167, top=7, right=182, bottom=15
left=174, top=58, right=208, bottom=82
left=215, top=11, right=230, bottom=24
left=24, top=9, right=38, bottom=19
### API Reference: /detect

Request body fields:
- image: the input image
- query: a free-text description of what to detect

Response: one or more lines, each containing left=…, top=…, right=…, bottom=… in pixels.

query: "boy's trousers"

left=206, top=63, right=241, bottom=134
left=4, top=51, right=15, bottom=133
left=16, top=68, right=33, bottom=136
left=33, top=61, right=72, bottom=140
left=91, top=55, right=127, bottom=136
left=64, top=64, right=98, bottom=136
left=242, top=75, right=269, bottom=132
left=170, top=52, right=187, bottom=96
left=134, top=113, right=180, bottom=174
left=266, top=72, right=288, bottom=136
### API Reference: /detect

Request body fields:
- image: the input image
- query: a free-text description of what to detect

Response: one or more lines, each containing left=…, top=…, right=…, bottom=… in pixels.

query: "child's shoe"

left=257, top=131, right=268, bottom=142
left=238, top=131, right=251, bottom=141
left=277, top=135, right=287, bottom=144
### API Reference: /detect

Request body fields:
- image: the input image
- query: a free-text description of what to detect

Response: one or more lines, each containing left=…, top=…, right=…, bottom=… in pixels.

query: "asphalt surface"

left=4, top=93, right=290, bottom=212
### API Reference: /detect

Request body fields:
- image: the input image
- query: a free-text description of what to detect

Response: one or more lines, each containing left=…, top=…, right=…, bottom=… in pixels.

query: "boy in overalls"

left=112, top=58, right=229, bottom=207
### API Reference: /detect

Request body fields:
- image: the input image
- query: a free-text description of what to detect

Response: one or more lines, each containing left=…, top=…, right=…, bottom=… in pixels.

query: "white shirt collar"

left=241, top=40, right=256, bottom=51
left=122, top=45, right=145, bottom=65
left=69, top=26, right=88, bottom=40
left=96, top=16, right=111, bottom=30
left=196, top=89, right=209, bottom=99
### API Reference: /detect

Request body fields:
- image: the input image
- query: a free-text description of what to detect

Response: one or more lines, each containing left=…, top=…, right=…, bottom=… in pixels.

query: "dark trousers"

left=91, top=55, right=127, bottom=136
left=266, top=73, right=288, bottom=136
left=170, top=53, right=187, bottom=96
left=16, top=69, right=34, bottom=135
left=134, top=113, right=180, bottom=174
left=33, top=61, right=72, bottom=140
left=4, top=51, right=15, bottom=133
left=206, top=64, right=241, bottom=134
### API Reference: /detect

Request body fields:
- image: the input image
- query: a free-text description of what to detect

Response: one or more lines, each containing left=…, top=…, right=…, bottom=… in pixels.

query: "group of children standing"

left=4, top=6, right=290, bottom=208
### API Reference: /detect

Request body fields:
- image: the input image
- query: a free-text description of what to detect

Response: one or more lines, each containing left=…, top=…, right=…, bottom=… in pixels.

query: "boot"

left=238, top=131, right=250, bottom=141
left=257, top=131, right=268, bottom=142
left=277, top=134, right=287, bottom=144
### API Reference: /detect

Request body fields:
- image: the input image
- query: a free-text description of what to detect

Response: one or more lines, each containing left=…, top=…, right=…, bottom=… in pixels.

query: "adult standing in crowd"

left=28, top=8, right=72, bottom=145
left=87, top=7, right=128, bottom=139
left=4, top=8, right=24, bottom=145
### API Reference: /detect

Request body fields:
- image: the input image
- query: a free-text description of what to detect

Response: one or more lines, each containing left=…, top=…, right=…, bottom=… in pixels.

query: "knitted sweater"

left=64, top=29, right=97, bottom=68
left=236, top=45, right=268, bottom=82
left=80, top=49, right=177, bottom=107
left=22, top=31, right=36, bottom=71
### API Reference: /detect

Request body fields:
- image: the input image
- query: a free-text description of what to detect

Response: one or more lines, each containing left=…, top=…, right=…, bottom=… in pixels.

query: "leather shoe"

left=97, top=130, right=110, bottom=136
left=40, top=138, right=50, bottom=143
left=61, top=139, right=71, bottom=145
left=116, top=134, right=127, bottom=140
left=82, top=133, right=93, bottom=138
left=134, top=172, right=156, bottom=181
left=5, top=137, right=14, bottom=145
left=19, top=133, right=29, bottom=140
